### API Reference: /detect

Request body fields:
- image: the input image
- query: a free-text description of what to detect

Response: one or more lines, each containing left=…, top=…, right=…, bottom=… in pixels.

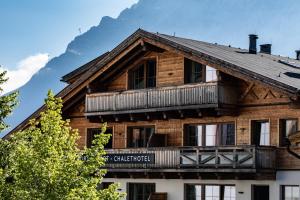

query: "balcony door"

left=251, top=120, right=270, bottom=146
left=184, top=123, right=235, bottom=146
left=127, top=126, right=155, bottom=148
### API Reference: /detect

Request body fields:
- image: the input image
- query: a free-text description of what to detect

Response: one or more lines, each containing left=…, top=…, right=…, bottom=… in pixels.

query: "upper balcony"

left=85, top=82, right=237, bottom=120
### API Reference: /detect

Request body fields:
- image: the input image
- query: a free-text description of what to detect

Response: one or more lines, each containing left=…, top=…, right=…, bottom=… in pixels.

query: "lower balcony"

left=103, top=146, right=276, bottom=179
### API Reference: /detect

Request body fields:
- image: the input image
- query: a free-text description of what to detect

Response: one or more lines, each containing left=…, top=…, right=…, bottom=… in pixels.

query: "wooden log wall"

left=65, top=49, right=300, bottom=170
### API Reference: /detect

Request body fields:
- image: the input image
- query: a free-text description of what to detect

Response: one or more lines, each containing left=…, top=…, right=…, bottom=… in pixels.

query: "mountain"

left=3, top=0, right=300, bottom=136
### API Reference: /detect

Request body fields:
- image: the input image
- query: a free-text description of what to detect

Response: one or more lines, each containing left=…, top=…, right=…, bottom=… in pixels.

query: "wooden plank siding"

left=64, top=49, right=300, bottom=171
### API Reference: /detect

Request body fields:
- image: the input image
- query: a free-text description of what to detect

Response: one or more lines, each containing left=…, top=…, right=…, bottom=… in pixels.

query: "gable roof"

left=5, top=28, right=300, bottom=138
left=155, top=33, right=300, bottom=93
left=61, top=51, right=110, bottom=83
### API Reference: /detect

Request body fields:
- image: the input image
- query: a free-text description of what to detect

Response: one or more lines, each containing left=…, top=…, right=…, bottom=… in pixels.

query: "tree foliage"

left=0, top=70, right=18, bottom=132
left=0, top=91, right=125, bottom=199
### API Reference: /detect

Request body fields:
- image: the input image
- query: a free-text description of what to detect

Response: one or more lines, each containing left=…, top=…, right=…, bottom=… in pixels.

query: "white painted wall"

left=104, top=171, right=300, bottom=200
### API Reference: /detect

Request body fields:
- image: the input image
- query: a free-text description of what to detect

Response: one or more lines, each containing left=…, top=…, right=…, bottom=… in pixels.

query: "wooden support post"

left=129, top=114, right=134, bottom=121
left=98, top=116, right=104, bottom=123
left=160, top=172, right=166, bottom=179
left=178, top=172, right=183, bottom=179
left=163, top=112, right=167, bottom=120
left=145, top=113, right=150, bottom=120
left=114, top=115, right=119, bottom=122
left=178, top=110, right=184, bottom=118
left=197, top=109, right=202, bottom=117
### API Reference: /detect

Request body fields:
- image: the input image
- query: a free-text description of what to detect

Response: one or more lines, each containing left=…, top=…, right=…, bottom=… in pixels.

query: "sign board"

left=104, top=153, right=155, bottom=164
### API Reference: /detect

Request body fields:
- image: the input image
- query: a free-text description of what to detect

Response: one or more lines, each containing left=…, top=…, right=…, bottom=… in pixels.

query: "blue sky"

left=0, top=0, right=137, bottom=93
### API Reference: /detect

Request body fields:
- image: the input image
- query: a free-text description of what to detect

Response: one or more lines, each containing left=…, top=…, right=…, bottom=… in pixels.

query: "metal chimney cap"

left=249, top=34, right=258, bottom=39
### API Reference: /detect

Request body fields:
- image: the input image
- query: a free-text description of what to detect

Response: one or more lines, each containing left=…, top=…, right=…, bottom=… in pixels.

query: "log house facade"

left=7, top=29, right=300, bottom=200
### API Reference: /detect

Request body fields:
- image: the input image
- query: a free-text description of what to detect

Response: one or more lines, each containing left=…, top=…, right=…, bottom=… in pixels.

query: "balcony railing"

left=104, top=146, right=276, bottom=172
left=85, top=82, right=237, bottom=115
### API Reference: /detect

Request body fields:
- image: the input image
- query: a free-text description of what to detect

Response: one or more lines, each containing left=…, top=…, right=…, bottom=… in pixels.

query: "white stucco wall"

left=104, top=171, right=300, bottom=200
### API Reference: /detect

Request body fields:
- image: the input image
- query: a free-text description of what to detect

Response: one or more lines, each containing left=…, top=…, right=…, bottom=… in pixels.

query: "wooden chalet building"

left=6, top=29, right=300, bottom=200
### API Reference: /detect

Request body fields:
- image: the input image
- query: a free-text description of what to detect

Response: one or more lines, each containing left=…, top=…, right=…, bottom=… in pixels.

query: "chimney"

left=260, top=44, right=272, bottom=54
left=296, top=50, right=300, bottom=60
left=249, top=34, right=258, bottom=54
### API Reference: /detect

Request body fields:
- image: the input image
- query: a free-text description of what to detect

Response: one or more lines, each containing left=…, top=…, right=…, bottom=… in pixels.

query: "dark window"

left=280, top=119, right=298, bottom=146
left=146, top=60, right=156, bottom=88
left=128, top=183, right=155, bottom=200
left=129, top=60, right=156, bottom=89
left=184, top=123, right=235, bottom=146
left=281, top=185, right=300, bottom=200
left=86, top=128, right=113, bottom=148
left=127, top=127, right=155, bottom=148
left=252, top=185, right=269, bottom=200
left=184, top=184, right=236, bottom=200
left=184, top=58, right=203, bottom=84
left=251, top=120, right=270, bottom=146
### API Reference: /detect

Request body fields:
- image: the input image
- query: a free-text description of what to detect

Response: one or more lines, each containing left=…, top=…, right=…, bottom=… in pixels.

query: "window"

left=206, top=66, right=218, bottom=82
left=205, top=185, right=220, bottom=200
left=184, top=123, right=235, bottom=146
left=86, top=128, right=113, bottom=148
left=281, top=185, right=300, bottom=200
left=128, top=183, right=155, bottom=200
left=251, top=120, right=270, bottom=146
left=127, top=126, right=155, bottom=148
left=184, top=59, right=218, bottom=84
left=280, top=119, right=298, bottom=146
left=252, top=185, right=269, bottom=200
left=184, top=58, right=203, bottom=83
left=185, top=184, right=236, bottom=200
left=129, top=60, right=156, bottom=89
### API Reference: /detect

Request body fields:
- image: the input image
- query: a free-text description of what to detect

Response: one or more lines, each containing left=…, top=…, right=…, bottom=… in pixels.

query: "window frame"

left=183, top=122, right=236, bottom=147
left=86, top=127, right=113, bottom=149
left=128, top=59, right=156, bottom=90
left=184, top=184, right=236, bottom=200
left=126, top=125, right=155, bottom=148
left=281, top=185, right=300, bottom=200
left=279, top=118, right=298, bottom=147
left=127, top=182, right=156, bottom=200
left=250, top=119, right=271, bottom=146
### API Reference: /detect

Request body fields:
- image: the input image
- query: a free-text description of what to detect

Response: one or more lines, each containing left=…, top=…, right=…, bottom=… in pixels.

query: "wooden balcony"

left=104, top=146, right=276, bottom=174
left=85, top=82, right=237, bottom=118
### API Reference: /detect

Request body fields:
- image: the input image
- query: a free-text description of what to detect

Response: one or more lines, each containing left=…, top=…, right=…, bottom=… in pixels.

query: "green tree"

left=0, top=70, right=18, bottom=132
left=0, top=91, right=125, bottom=200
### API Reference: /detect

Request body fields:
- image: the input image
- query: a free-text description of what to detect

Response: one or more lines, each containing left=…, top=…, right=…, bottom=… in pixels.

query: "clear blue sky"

left=0, top=0, right=137, bottom=69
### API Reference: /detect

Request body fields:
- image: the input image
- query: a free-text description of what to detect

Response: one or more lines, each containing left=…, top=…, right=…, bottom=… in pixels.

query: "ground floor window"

left=281, top=185, right=300, bottom=200
left=128, top=183, right=155, bottom=200
left=185, top=184, right=236, bottom=200
left=252, top=185, right=269, bottom=200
